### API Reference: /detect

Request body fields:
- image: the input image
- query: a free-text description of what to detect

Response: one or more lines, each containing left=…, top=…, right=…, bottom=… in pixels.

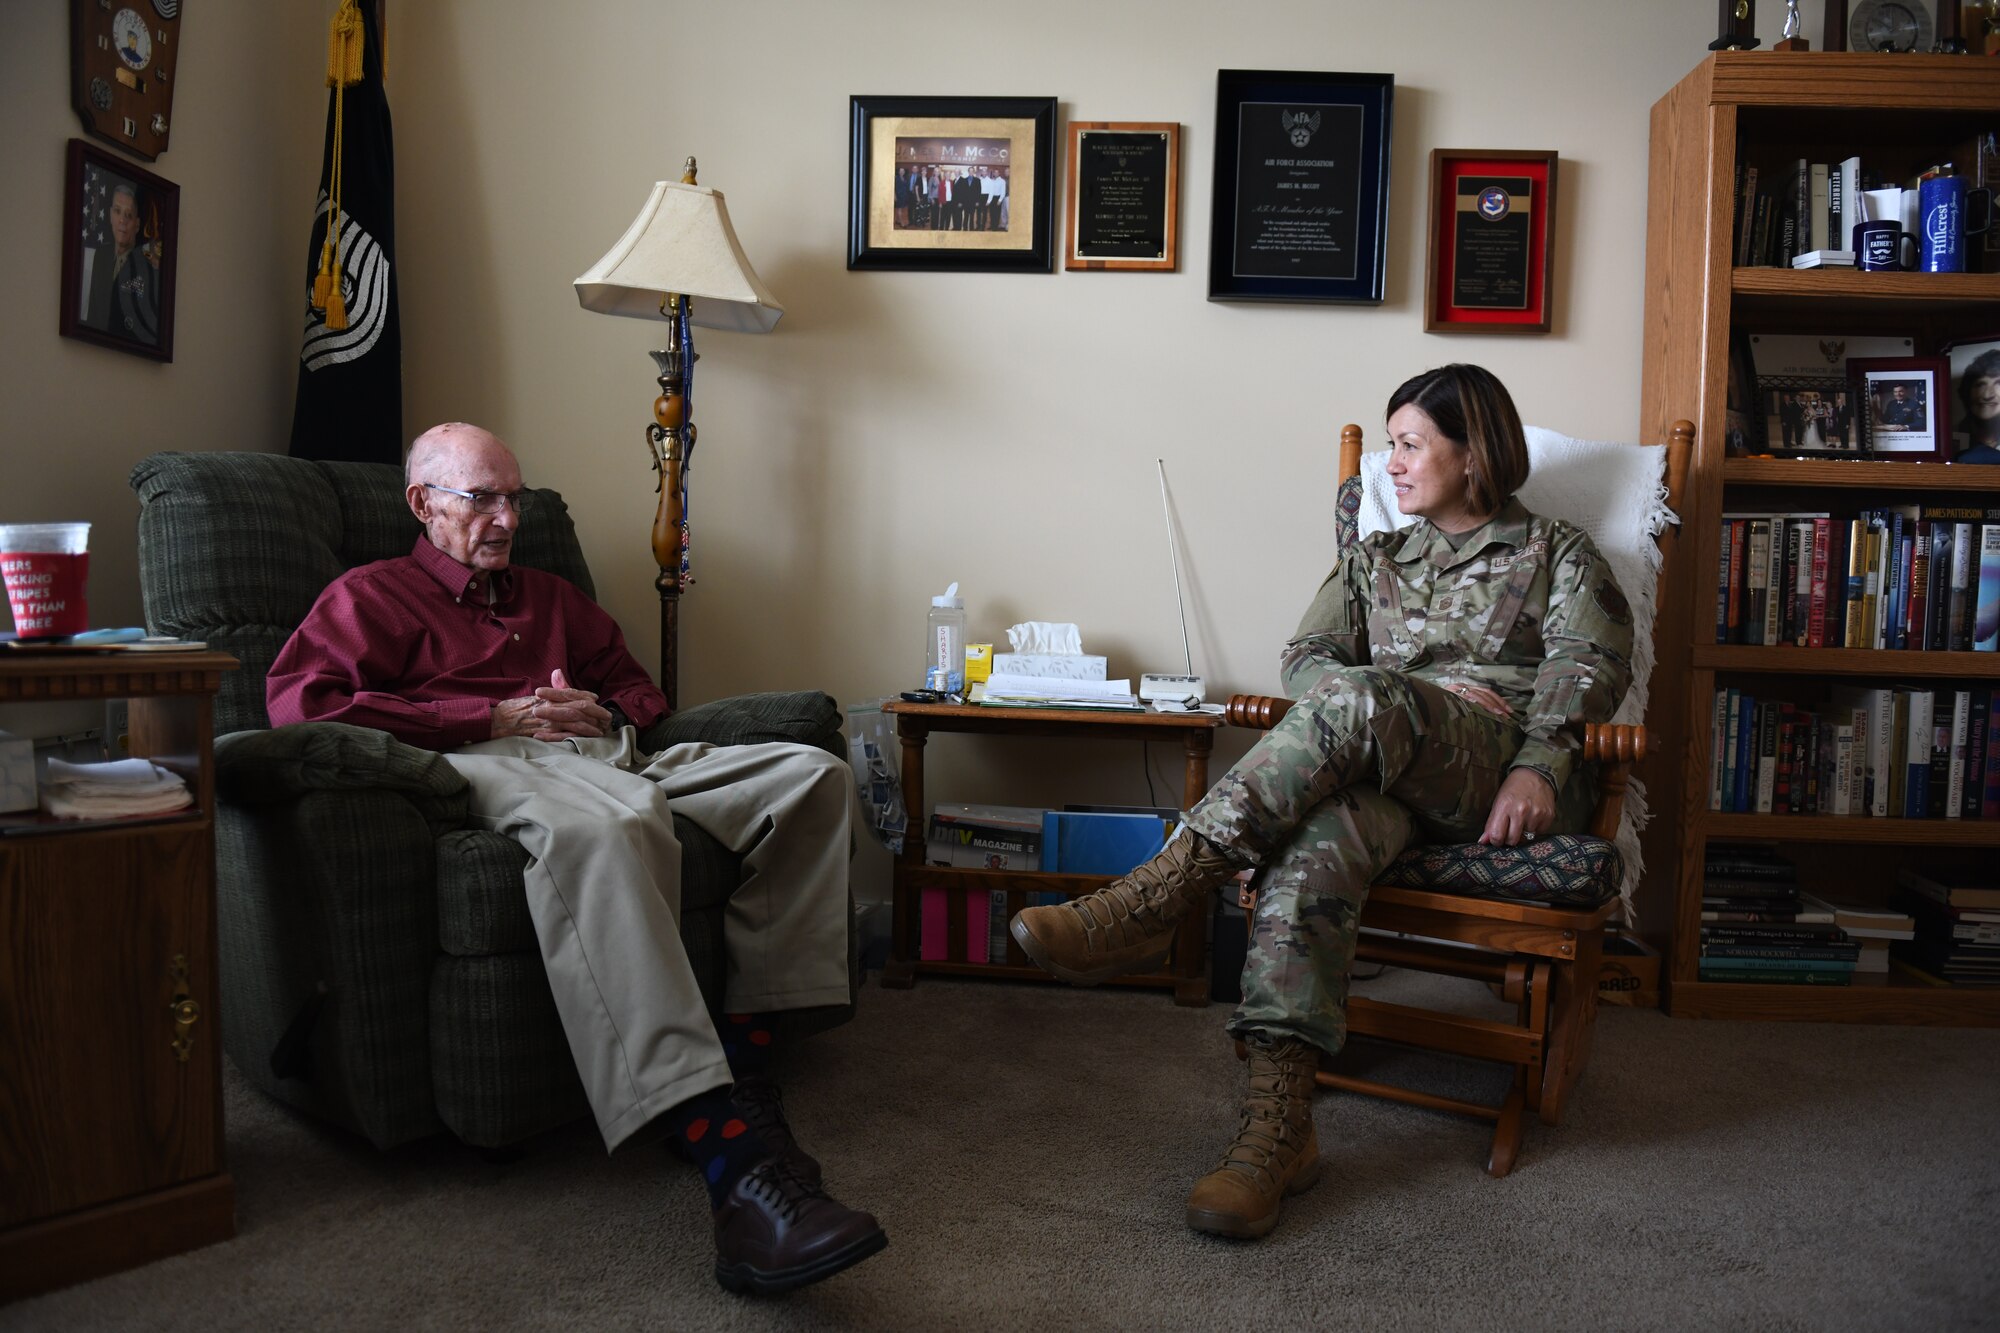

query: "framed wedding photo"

left=58, top=138, right=177, bottom=361
left=1850, top=356, right=1948, bottom=461
left=1944, top=335, right=2000, bottom=464
left=1064, top=121, right=1180, bottom=272
left=1424, top=149, right=1557, bottom=333
left=1207, top=69, right=1393, bottom=304
left=847, top=95, right=1056, bottom=272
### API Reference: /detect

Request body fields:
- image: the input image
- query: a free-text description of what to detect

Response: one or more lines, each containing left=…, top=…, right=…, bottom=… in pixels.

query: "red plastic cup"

left=1, top=523, right=91, bottom=639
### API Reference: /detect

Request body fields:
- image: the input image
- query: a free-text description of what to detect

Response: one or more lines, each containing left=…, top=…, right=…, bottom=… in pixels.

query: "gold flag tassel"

left=313, top=0, right=367, bottom=330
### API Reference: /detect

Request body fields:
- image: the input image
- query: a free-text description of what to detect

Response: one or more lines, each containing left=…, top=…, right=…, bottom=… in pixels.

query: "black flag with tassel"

left=289, top=0, right=401, bottom=464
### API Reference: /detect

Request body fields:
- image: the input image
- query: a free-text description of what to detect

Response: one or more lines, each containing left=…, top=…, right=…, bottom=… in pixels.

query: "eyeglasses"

left=423, top=483, right=536, bottom=516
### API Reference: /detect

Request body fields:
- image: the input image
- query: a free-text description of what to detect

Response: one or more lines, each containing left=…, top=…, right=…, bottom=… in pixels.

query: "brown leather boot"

left=1009, top=831, right=1239, bottom=984
left=1185, top=1035, right=1322, bottom=1239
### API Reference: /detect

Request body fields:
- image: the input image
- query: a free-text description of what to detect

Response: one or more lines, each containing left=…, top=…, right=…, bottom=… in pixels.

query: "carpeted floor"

left=10, top=972, right=1999, bottom=1331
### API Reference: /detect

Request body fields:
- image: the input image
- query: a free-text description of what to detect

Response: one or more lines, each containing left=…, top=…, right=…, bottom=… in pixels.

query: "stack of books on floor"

left=1698, top=843, right=1857, bottom=984
left=1892, top=869, right=2000, bottom=986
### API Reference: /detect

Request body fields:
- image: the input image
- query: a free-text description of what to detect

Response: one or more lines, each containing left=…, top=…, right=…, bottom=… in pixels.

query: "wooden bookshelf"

left=1639, top=53, right=2000, bottom=1027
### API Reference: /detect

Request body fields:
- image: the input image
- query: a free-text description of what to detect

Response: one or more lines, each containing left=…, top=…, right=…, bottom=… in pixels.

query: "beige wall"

left=0, top=3, right=328, bottom=629
left=5, top=1, right=1827, bottom=898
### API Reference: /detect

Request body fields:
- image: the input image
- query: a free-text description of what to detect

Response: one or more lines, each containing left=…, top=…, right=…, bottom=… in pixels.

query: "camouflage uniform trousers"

left=1183, top=666, right=1526, bottom=1057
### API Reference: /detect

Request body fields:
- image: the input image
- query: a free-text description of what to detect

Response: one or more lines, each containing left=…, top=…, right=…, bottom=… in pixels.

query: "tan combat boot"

left=1185, top=1035, right=1322, bottom=1239
left=1008, top=831, right=1240, bottom=984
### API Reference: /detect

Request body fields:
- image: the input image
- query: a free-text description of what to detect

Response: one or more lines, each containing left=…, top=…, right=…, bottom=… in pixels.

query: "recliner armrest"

left=216, top=722, right=470, bottom=834
left=640, top=690, right=843, bottom=758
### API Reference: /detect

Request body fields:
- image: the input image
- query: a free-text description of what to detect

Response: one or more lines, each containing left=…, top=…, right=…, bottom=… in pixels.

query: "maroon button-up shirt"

left=267, top=538, right=669, bottom=752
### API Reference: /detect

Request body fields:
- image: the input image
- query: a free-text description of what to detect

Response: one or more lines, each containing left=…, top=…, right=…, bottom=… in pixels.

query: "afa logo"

left=1477, top=186, right=1511, bottom=222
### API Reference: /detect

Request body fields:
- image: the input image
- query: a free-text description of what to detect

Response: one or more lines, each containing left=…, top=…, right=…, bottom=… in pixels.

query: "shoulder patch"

left=1594, top=579, right=1632, bottom=626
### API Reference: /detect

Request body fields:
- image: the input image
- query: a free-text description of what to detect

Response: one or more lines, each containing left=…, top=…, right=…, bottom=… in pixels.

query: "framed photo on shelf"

left=1207, top=69, right=1392, bottom=304
left=1746, top=332, right=1913, bottom=457
left=1423, top=148, right=1556, bottom=333
left=58, top=138, right=177, bottom=361
left=1944, top=335, right=2000, bottom=464
left=1064, top=122, right=1180, bottom=272
left=1850, top=356, right=1949, bottom=461
left=1723, top=330, right=1763, bottom=456
left=847, top=95, right=1056, bottom=272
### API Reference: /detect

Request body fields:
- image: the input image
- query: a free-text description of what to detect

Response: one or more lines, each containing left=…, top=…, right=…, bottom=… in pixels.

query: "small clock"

left=70, top=0, right=181, bottom=160
left=1847, top=0, right=1936, bottom=51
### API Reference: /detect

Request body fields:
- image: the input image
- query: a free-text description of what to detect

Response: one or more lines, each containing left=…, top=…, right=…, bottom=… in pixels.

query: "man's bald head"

left=404, top=423, right=525, bottom=574
left=406, top=422, right=517, bottom=489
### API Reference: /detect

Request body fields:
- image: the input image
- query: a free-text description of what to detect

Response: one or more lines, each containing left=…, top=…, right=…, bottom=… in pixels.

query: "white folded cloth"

left=40, top=757, right=192, bottom=819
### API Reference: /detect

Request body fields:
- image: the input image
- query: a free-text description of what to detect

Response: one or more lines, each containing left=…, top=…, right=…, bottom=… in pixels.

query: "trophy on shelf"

left=1775, top=0, right=1811, bottom=49
left=1710, top=0, right=1761, bottom=50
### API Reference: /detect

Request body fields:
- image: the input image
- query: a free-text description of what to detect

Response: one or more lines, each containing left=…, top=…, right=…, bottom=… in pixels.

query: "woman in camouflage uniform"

left=1012, top=364, right=1634, bottom=1239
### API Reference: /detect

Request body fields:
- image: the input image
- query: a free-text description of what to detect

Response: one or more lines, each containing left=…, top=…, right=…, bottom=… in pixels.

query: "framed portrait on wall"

left=58, top=138, right=177, bottom=361
left=1207, top=69, right=1393, bottom=305
left=847, top=95, right=1056, bottom=272
left=1944, top=335, right=2000, bottom=463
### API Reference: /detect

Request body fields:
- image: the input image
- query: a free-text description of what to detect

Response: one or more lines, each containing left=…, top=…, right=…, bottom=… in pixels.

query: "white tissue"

left=1006, top=622, right=1084, bottom=654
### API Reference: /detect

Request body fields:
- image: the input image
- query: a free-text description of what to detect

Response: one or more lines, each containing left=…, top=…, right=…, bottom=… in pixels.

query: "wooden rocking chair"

left=1225, top=418, right=1690, bottom=1177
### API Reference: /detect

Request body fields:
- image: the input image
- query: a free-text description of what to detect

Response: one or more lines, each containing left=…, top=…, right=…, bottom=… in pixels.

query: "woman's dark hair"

left=1385, top=363, right=1530, bottom=517
left=1959, top=348, right=2000, bottom=416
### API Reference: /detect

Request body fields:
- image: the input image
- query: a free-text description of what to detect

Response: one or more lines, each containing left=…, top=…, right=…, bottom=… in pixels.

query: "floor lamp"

left=574, top=159, right=784, bottom=709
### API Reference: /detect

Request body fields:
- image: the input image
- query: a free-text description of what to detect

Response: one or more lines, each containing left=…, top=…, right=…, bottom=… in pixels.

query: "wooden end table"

left=880, top=699, right=1222, bottom=1006
left=0, top=651, right=238, bottom=1301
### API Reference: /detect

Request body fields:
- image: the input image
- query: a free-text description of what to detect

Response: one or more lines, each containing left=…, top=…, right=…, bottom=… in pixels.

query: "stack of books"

left=1893, top=869, right=2000, bottom=986
left=1698, top=844, right=1857, bottom=985
left=1812, top=896, right=1917, bottom=979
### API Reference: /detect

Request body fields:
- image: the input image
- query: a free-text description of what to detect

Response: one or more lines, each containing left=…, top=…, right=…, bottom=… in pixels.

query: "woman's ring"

left=1524, top=831, right=1536, bottom=841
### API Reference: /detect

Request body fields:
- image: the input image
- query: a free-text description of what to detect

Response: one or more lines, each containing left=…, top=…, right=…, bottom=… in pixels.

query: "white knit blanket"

left=1356, top=426, right=1680, bottom=917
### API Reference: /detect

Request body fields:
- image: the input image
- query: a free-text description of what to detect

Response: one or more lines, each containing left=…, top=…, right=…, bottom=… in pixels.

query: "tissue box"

left=0, top=730, right=34, bottom=814
left=991, top=653, right=1107, bottom=681
left=963, top=643, right=993, bottom=684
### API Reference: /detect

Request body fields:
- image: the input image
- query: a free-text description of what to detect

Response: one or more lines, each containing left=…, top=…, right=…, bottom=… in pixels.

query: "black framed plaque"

left=1065, top=122, right=1179, bottom=272
left=1208, top=69, right=1392, bottom=304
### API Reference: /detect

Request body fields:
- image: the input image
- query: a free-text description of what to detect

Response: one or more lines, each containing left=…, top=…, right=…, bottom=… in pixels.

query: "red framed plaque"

left=1424, top=148, right=1556, bottom=334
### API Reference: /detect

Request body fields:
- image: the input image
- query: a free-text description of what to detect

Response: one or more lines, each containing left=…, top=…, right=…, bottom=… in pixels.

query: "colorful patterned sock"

left=664, top=1086, right=771, bottom=1210
left=721, top=1012, right=777, bottom=1079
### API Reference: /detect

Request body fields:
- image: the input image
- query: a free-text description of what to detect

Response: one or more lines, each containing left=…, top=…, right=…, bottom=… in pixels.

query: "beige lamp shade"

left=574, top=181, right=783, bottom=334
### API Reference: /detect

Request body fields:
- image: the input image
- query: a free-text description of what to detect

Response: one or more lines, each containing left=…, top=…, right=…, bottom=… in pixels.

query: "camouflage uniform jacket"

left=1277, top=497, right=1635, bottom=798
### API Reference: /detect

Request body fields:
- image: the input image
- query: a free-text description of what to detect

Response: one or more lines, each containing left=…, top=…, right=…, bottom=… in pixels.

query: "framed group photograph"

left=1064, top=122, right=1180, bottom=272
left=1424, top=149, right=1557, bottom=334
left=847, top=95, right=1056, bottom=272
left=1944, top=335, right=2000, bottom=463
left=1746, top=332, right=1914, bottom=457
left=1207, top=69, right=1393, bottom=305
left=1851, top=356, right=1949, bottom=461
left=58, top=137, right=177, bottom=361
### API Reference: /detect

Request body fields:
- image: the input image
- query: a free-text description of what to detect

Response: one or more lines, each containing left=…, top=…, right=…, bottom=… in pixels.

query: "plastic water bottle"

left=926, top=582, right=966, bottom=693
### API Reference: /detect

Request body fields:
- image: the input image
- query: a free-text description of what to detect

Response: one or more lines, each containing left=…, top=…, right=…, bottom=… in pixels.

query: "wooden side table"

left=0, top=651, right=237, bottom=1302
left=881, top=699, right=1222, bottom=1006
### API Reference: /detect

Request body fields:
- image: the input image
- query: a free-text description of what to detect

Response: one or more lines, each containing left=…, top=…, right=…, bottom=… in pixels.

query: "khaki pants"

left=446, top=732, right=852, bottom=1151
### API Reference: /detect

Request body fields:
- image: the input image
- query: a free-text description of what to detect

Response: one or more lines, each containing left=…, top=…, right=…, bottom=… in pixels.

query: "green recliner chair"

left=130, top=451, right=849, bottom=1150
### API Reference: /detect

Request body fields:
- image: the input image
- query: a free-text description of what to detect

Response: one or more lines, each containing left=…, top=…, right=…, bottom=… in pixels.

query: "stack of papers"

left=39, top=757, right=192, bottom=820
left=979, top=673, right=1143, bottom=710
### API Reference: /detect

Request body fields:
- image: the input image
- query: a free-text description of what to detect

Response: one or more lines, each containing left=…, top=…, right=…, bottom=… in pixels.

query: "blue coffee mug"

left=1853, top=220, right=1918, bottom=271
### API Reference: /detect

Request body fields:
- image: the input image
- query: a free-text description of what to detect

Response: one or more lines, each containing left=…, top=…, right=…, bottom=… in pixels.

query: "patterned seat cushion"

left=1375, top=834, right=1623, bottom=908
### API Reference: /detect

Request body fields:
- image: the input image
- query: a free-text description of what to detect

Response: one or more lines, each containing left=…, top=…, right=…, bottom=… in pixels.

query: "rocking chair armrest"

left=1223, top=693, right=1292, bottom=730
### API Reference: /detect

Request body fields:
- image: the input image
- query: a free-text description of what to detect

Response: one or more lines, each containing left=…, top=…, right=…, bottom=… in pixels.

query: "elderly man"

left=267, top=423, right=884, bottom=1296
